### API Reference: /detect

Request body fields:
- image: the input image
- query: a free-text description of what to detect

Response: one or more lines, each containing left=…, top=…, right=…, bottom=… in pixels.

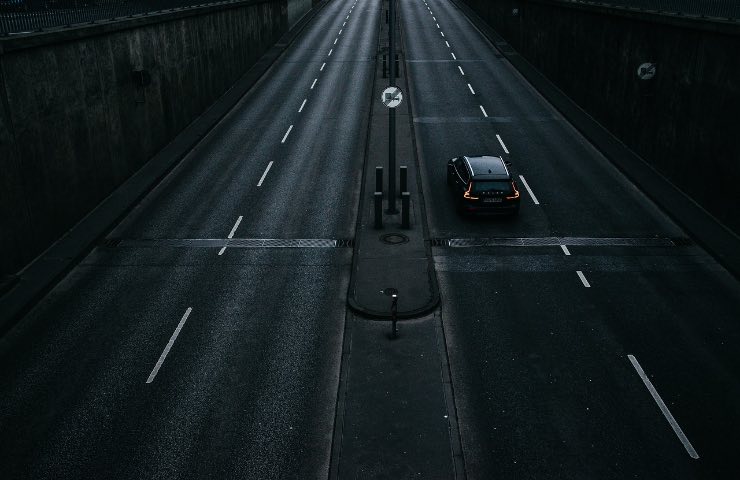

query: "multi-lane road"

left=1, top=0, right=739, bottom=478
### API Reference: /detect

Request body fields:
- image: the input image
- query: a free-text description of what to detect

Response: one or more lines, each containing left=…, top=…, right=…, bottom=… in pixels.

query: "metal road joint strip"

left=114, top=238, right=351, bottom=248
left=434, top=237, right=686, bottom=248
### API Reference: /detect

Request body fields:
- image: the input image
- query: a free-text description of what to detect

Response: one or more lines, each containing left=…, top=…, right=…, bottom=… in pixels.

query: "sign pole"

left=387, top=0, right=398, bottom=213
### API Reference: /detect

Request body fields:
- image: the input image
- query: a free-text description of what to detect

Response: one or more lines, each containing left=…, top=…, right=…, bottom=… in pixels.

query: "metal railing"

left=0, top=1, right=239, bottom=36
left=561, top=0, right=740, bottom=20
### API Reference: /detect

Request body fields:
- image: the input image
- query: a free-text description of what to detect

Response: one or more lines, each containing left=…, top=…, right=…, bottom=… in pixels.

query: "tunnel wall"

left=463, top=0, right=740, bottom=235
left=0, top=0, right=316, bottom=277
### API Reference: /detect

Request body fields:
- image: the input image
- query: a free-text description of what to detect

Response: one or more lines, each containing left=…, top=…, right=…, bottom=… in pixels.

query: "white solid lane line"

left=298, top=98, right=307, bottom=113
left=479, top=105, right=488, bottom=117
left=311, top=78, right=317, bottom=89
left=321, top=62, right=326, bottom=71
left=496, top=134, right=510, bottom=154
left=628, top=355, right=700, bottom=459
left=218, top=215, right=244, bottom=255
left=518, top=175, right=540, bottom=204
left=560, top=244, right=571, bottom=256
left=281, top=124, right=293, bottom=144
left=576, top=270, right=591, bottom=287
left=467, top=83, right=475, bottom=95
left=146, top=307, right=193, bottom=383
left=257, top=161, right=274, bottom=187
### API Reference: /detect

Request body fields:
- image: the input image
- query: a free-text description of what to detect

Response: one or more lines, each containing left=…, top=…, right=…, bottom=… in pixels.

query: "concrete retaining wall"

left=463, top=0, right=740, bottom=235
left=0, top=0, right=316, bottom=277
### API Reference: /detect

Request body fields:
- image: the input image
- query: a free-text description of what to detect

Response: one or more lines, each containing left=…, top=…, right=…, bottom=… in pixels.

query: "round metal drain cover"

left=380, top=233, right=409, bottom=245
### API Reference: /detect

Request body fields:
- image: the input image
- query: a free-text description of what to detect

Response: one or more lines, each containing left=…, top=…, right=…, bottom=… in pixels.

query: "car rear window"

left=472, top=180, right=512, bottom=194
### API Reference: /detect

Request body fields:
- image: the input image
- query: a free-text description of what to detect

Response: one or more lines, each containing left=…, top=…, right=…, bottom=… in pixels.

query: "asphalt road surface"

left=403, top=0, right=740, bottom=479
left=0, top=0, right=376, bottom=478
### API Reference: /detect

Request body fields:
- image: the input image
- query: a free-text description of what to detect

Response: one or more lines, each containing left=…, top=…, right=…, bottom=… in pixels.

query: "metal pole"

left=401, top=192, right=410, bottom=229
left=376, top=166, right=384, bottom=193
left=391, top=294, right=398, bottom=338
left=374, top=192, right=383, bottom=229
left=387, top=0, right=398, bottom=214
left=399, top=165, right=407, bottom=193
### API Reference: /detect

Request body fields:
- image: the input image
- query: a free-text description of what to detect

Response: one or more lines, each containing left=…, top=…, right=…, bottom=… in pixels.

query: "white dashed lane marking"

left=257, top=161, right=274, bottom=187
left=467, top=83, right=475, bottom=95
left=281, top=124, right=293, bottom=144
left=298, top=99, right=307, bottom=113
left=321, top=62, right=326, bottom=71
left=496, top=134, right=509, bottom=154
left=451, top=52, right=456, bottom=60
left=518, top=175, right=540, bottom=204
left=146, top=307, right=193, bottom=383
left=311, top=78, right=317, bottom=89
left=576, top=270, right=591, bottom=288
left=560, top=245, right=571, bottom=256
left=458, top=65, right=465, bottom=75
left=479, top=105, right=488, bottom=117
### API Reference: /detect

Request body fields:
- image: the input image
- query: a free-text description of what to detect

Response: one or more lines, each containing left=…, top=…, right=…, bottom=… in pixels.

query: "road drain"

left=380, top=233, right=409, bottom=245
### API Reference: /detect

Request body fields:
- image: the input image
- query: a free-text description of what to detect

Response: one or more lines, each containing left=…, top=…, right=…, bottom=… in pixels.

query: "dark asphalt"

left=0, top=0, right=375, bottom=478
left=404, top=0, right=740, bottom=479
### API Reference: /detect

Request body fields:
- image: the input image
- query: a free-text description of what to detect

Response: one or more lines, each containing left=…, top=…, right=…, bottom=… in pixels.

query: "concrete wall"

left=464, top=0, right=740, bottom=235
left=288, top=0, right=312, bottom=28
left=0, top=0, right=305, bottom=277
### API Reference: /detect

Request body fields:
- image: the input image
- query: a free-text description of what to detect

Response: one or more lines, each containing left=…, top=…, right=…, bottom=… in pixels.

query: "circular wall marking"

left=381, top=86, right=403, bottom=108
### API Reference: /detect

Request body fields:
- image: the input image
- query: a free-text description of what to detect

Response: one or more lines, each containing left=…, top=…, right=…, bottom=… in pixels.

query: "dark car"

left=446, top=155, right=520, bottom=215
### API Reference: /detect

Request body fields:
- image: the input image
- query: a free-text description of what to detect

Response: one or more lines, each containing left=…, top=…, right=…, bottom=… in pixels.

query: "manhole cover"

left=380, top=233, right=409, bottom=245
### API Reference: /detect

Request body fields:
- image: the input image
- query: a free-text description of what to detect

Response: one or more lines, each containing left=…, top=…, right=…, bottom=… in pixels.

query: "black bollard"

left=401, top=192, right=410, bottom=229
left=376, top=166, right=383, bottom=194
left=391, top=294, right=398, bottom=338
left=374, top=192, right=383, bottom=229
left=399, top=165, right=407, bottom=193
left=395, top=54, right=399, bottom=78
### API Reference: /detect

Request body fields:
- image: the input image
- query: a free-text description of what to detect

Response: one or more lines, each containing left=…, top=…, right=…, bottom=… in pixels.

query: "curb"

left=450, top=0, right=740, bottom=280
left=0, top=1, right=330, bottom=335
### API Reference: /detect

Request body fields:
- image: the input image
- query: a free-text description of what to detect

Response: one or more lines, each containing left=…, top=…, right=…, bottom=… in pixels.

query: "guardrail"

left=0, top=0, right=240, bottom=36
left=559, top=0, right=740, bottom=21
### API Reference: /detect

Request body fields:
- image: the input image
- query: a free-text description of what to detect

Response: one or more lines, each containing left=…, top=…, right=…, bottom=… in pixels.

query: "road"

left=403, top=0, right=740, bottom=479
left=2, top=0, right=740, bottom=479
left=0, top=0, right=376, bottom=478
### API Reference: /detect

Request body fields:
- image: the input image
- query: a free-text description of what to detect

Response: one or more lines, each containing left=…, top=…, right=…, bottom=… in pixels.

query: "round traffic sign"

left=637, top=62, right=656, bottom=80
left=381, top=86, right=403, bottom=108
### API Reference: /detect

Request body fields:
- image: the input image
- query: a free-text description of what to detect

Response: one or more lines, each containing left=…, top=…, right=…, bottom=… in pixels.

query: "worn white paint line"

left=518, top=175, right=539, bottom=204
left=281, top=124, right=293, bottom=144
left=311, top=78, right=317, bottom=89
left=445, top=40, right=450, bottom=48
left=346, top=14, right=349, bottom=19
left=339, top=29, right=343, bottom=35
left=343, top=21, right=346, bottom=26
left=458, top=65, right=465, bottom=75
left=334, top=38, right=338, bottom=45
left=257, top=161, right=274, bottom=187
left=440, top=31, right=445, bottom=37
left=467, top=83, right=475, bottom=95
left=576, top=270, right=591, bottom=288
left=496, top=134, right=510, bottom=154
left=628, top=355, right=700, bottom=459
left=451, top=52, right=457, bottom=60
left=436, top=23, right=440, bottom=28
left=298, top=99, right=307, bottom=113
left=433, top=16, right=436, bottom=21
left=320, top=62, right=326, bottom=71
left=328, top=48, right=333, bottom=56
left=560, top=244, right=571, bottom=256
left=479, top=105, right=488, bottom=117
left=146, top=307, right=193, bottom=383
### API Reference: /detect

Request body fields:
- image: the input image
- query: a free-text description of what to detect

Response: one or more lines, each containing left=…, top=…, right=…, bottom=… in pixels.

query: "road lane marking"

left=496, top=134, right=510, bottom=154
left=433, top=16, right=436, bottom=21
left=218, top=215, right=244, bottom=255
left=458, top=65, right=465, bottom=75
left=328, top=48, right=333, bottom=56
left=467, top=83, right=475, bottom=95
left=560, top=245, right=571, bottom=255
left=281, top=124, right=293, bottom=143
left=437, top=23, right=440, bottom=28
left=257, top=161, right=274, bottom=187
left=298, top=99, right=307, bottom=112
left=343, top=21, right=346, bottom=26
left=576, top=270, right=591, bottom=287
left=334, top=38, right=338, bottom=45
left=311, top=78, right=317, bottom=89
left=339, top=29, right=343, bottom=35
left=321, top=62, right=326, bottom=71
left=146, top=307, right=192, bottom=383
left=346, top=15, right=349, bottom=19
left=479, top=105, right=488, bottom=117
left=445, top=41, right=450, bottom=48
left=628, top=355, right=700, bottom=459
left=440, top=31, right=445, bottom=37
left=518, top=175, right=539, bottom=204
left=451, top=52, right=457, bottom=60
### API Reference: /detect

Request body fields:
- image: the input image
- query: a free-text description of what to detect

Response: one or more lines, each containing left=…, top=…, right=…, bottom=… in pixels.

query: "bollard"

left=385, top=9, right=388, bottom=24
left=374, top=192, right=383, bottom=229
left=376, top=166, right=383, bottom=194
left=382, top=54, right=387, bottom=78
left=401, top=192, right=410, bottom=229
left=395, top=54, right=399, bottom=78
left=399, top=166, right=407, bottom=193
left=391, top=294, right=398, bottom=338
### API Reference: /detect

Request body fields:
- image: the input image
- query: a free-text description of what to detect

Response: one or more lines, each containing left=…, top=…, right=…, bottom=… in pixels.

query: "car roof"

left=464, top=155, right=510, bottom=180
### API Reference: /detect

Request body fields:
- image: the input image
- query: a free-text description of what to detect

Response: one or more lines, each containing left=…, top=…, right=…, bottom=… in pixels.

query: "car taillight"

left=463, top=182, right=479, bottom=200
left=506, top=181, right=520, bottom=200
